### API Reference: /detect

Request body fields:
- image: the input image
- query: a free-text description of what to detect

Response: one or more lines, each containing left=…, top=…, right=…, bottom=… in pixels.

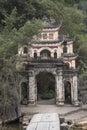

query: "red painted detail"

left=33, top=46, right=58, bottom=49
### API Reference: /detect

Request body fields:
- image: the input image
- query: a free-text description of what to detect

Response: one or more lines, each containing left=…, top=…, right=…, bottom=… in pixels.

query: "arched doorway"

left=36, top=72, right=55, bottom=104
left=34, top=52, right=37, bottom=59
left=23, top=46, right=28, bottom=54
left=54, top=52, right=57, bottom=58
left=64, top=81, right=72, bottom=104
left=63, top=46, right=67, bottom=53
left=21, top=82, right=28, bottom=105
left=40, top=49, right=51, bottom=59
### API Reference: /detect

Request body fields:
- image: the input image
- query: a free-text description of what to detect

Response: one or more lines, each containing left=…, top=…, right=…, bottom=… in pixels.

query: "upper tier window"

left=23, top=47, right=28, bottom=54
left=34, top=50, right=37, bottom=59
left=54, top=52, right=57, bottom=58
left=34, top=52, right=37, bottom=59
left=42, top=33, right=54, bottom=40
left=43, top=33, right=47, bottom=39
left=63, top=46, right=67, bottom=53
left=49, top=33, right=53, bottom=39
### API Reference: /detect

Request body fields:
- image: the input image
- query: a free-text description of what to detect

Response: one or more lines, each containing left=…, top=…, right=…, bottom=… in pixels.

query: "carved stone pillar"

left=51, top=52, right=54, bottom=58
left=37, top=51, right=40, bottom=57
left=56, top=68, right=64, bottom=106
left=72, top=74, right=79, bottom=106
left=28, top=70, right=36, bottom=105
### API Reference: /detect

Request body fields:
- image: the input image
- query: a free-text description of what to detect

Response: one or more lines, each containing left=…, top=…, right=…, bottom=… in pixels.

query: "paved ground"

left=21, top=100, right=87, bottom=122
left=21, top=104, right=80, bottom=115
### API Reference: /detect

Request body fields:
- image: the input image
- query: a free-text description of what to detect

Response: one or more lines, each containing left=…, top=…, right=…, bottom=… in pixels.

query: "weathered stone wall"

left=78, top=78, right=87, bottom=104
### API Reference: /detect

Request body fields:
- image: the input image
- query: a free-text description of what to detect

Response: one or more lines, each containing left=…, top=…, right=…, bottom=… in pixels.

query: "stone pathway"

left=26, top=113, right=60, bottom=130
left=21, top=104, right=81, bottom=115
left=21, top=101, right=87, bottom=123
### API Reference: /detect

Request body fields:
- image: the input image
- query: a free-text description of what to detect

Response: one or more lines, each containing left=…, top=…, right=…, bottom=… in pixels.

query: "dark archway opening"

left=63, top=46, right=67, bottom=53
left=23, top=47, right=28, bottom=54
left=36, top=72, right=55, bottom=104
left=64, top=63, right=70, bottom=71
left=21, top=82, right=28, bottom=105
left=54, top=52, right=57, bottom=58
left=64, top=81, right=72, bottom=104
left=34, top=52, right=37, bottom=59
left=40, top=50, right=51, bottom=59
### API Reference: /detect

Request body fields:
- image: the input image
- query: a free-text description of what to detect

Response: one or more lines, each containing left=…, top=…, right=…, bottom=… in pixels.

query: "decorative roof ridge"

left=63, top=53, right=77, bottom=57
left=42, top=17, right=61, bottom=30
left=63, top=53, right=78, bottom=60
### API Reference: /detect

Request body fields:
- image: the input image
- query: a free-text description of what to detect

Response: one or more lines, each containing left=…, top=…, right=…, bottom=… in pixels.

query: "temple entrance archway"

left=28, top=67, right=78, bottom=106
left=36, top=72, right=55, bottom=104
left=64, top=81, right=72, bottom=104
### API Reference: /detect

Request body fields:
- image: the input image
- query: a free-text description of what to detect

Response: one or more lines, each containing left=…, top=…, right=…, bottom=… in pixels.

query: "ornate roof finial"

left=42, top=16, right=56, bottom=28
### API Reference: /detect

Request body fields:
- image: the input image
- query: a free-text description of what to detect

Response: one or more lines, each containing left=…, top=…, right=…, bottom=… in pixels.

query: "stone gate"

left=19, top=58, right=79, bottom=106
left=18, top=18, right=79, bottom=106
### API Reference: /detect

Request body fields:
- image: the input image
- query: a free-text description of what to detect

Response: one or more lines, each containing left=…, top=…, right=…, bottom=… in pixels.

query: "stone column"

left=37, top=51, right=40, bottom=57
left=56, top=68, right=64, bottom=106
left=51, top=51, right=54, bottom=58
left=28, top=70, right=36, bottom=105
left=72, top=74, right=79, bottom=106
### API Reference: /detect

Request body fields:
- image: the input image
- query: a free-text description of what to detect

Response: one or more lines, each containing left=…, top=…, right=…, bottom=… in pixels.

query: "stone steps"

left=22, top=114, right=33, bottom=127
left=60, top=107, right=81, bottom=116
left=64, top=110, right=87, bottom=122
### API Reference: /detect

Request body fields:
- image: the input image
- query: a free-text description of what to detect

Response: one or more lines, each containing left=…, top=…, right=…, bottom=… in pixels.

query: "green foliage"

left=79, top=0, right=87, bottom=12
left=16, top=19, right=43, bottom=44
left=59, top=6, right=84, bottom=36
left=0, top=0, right=85, bottom=36
left=37, top=72, right=55, bottom=100
left=0, top=6, right=43, bottom=120
left=41, top=90, right=55, bottom=99
left=75, top=34, right=87, bottom=76
left=2, top=7, right=18, bottom=31
left=0, top=7, right=42, bottom=56
left=0, top=57, right=20, bottom=120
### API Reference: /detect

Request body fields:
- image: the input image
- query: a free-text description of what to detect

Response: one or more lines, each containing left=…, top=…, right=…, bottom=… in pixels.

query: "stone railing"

left=29, top=58, right=63, bottom=63
left=20, top=55, right=63, bottom=63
